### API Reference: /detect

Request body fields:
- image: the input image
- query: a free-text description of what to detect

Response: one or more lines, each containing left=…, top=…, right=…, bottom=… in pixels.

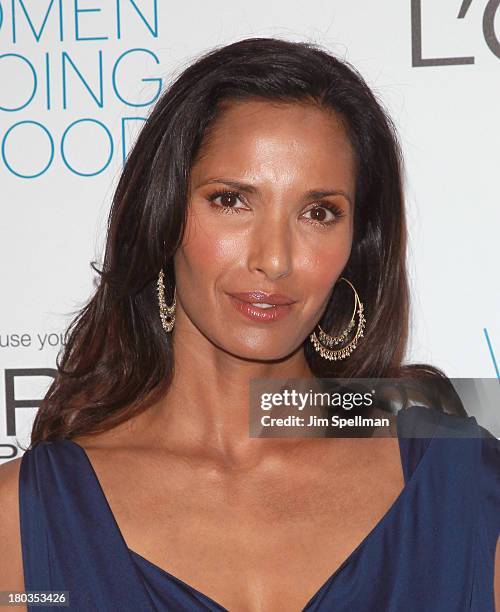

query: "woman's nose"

left=246, top=215, right=293, bottom=282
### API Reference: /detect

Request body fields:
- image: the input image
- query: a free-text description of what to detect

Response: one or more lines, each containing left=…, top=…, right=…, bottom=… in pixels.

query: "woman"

left=0, top=37, right=498, bottom=611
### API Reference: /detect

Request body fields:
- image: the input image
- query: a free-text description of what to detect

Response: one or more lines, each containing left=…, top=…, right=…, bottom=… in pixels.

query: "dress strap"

left=396, top=405, right=443, bottom=483
left=19, top=439, right=155, bottom=611
left=396, top=404, right=482, bottom=484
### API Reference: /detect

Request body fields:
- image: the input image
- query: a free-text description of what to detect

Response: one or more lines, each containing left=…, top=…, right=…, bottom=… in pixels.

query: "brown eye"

left=207, top=189, right=247, bottom=215
left=302, top=203, right=341, bottom=225
left=309, top=206, right=328, bottom=222
left=219, top=192, right=239, bottom=208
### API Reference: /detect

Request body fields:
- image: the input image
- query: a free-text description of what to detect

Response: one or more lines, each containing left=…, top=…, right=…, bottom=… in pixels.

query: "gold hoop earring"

left=309, top=277, right=366, bottom=361
left=157, top=269, right=176, bottom=333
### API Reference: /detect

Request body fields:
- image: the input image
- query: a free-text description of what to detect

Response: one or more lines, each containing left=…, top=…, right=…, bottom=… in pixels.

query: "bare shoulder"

left=0, top=457, right=26, bottom=603
left=70, top=411, right=144, bottom=452
left=71, top=427, right=136, bottom=454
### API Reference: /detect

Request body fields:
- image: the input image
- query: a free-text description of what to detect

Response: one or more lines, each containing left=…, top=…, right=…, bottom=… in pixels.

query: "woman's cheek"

left=181, top=223, right=245, bottom=279
left=212, top=233, right=246, bottom=265
left=300, top=240, right=351, bottom=289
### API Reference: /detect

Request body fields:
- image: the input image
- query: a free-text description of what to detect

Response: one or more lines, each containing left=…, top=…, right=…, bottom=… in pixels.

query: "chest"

left=85, top=440, right=404, bottom=611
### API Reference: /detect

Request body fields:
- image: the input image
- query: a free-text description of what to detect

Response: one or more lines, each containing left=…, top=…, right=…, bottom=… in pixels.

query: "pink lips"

left=228, top=291, right=297, bottom=323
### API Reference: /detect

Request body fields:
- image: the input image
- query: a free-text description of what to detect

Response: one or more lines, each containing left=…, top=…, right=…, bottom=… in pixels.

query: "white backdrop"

left=1, top=0, right=499, bottom=459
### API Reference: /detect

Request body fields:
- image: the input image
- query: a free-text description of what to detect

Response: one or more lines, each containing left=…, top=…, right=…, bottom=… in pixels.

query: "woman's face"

left=174, top=99, right=356, bottom=361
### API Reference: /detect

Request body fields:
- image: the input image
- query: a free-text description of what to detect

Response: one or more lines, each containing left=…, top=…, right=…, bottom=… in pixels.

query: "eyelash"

left=206, top=189, right=345, bottom=227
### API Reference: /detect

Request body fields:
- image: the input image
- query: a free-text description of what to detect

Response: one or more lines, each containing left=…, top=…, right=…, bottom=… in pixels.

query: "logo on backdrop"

left=411, top=0, right=500, bottom=66
left=0, top=0, right=161, bottom=178
left=0, top=368, right=56, bottom=459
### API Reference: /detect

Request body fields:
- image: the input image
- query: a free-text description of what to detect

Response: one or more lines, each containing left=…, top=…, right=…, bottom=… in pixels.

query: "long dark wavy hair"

left=29, top=37, right=463, bottom=446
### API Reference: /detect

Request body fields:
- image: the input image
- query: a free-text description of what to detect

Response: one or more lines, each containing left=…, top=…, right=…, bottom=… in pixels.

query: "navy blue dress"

left=19, top=405, right=500, bottom=611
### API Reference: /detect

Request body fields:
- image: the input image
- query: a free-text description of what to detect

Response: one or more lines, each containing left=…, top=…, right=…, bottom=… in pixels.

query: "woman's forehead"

left=191, top=100, right=356, bottom=193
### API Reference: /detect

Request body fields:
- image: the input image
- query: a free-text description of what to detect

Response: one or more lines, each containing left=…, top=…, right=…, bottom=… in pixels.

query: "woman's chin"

left=221, top=340, right=303, bottom=364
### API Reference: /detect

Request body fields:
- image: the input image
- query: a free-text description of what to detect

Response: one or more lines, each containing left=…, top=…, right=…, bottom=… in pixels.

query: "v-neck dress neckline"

left=62, top=409, right=428, bottom=611
left=19, top=405, right=500, bottom=611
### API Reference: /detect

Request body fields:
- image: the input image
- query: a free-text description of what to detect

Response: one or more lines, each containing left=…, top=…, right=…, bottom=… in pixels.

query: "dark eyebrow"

left=304, top=189, right=352, bottom=207
left=198, top=178, right=258, bottom=195
left=196, top=178, right=353, bottom=207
